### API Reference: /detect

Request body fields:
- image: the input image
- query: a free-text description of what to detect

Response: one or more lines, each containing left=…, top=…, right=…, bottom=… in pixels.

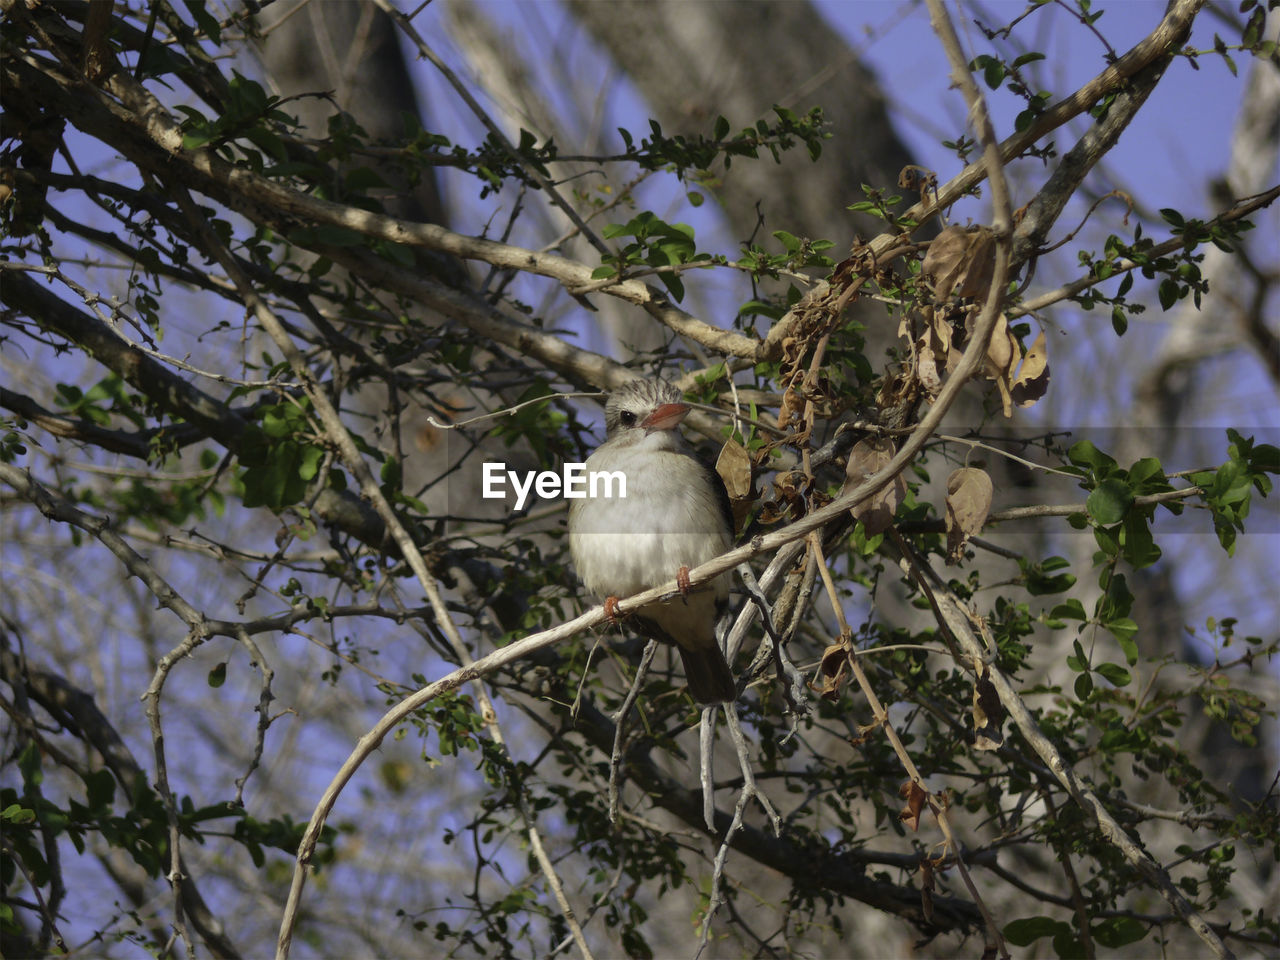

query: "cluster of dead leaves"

left=915, top=224, right=1051, bottom=417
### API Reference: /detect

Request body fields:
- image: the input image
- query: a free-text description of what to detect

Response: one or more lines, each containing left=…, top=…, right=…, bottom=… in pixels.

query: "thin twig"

left=609, top=640, right=658, bottom=825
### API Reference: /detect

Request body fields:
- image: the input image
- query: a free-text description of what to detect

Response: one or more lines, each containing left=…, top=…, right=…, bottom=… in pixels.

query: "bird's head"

left=603, top=379, right=690, bottom=445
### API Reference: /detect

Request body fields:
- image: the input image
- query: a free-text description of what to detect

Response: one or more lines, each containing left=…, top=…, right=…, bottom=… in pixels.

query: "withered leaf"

left=982, top=314, right=1019, bottom=381
left=944, top=467, right=993, bottom=564
left=972, top=668, right=1005, bottom=751
left=898, top=780, right=929, bottom=832
left=760, top=470, right=809, bottom=525
left=981, top=315, right=1020, bottom=418
left=777, top=384, right=804, bottom=432
left=922, top=224, right=997, bottom=301
left=929, top=308, right=953, bottom=357
left=918, top=859, right=936, bottom=924
left=843, top=437, right=904, bottom=535
left=916, top=338, right=942, bottom=397
left=848, top=720, right=879, bottom=747
left=716, top=437, right=755, bottom=533
left=816, top=640, right=851, bottom=701
left=898, top=164, right=937, bottom=196
left=1011, top=329, right=1051, bottom=408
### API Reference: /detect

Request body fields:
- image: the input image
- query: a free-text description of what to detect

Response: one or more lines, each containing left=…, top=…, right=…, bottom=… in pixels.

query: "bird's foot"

left=676, top=565, right=692, bottom=596
left=603, top=595, right=622, bottom=621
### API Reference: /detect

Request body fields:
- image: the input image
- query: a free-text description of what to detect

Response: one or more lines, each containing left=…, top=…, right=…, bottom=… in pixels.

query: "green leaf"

left=1067, top=440, right=1117, bottom=477
left=1127, top=457, right=1166, bottom=489
left=1111, top=304, right=1128, bottom=336
left=1095, top=662, right=1131, bottom=687
left=1121, top=512, right=1162, bottom=569
left=84, top=768, right=116, bottom=809
left=262, top=408, right=293, bottom=438
left=208, top=662, right=227, bottom=688
left=1052, top=928, right=1085, bottom=959
left=1087, top=477, right=1134, bottom=525
left=2, top=803, right=35, bottom=825
left=1158, top=277, right=1179, bottom=310
left=1050, top=599, right=1087, bottom=621
left=298, top=445, right=324, bottom=482
left=18, top=741, right=42, bottom=788
left=981, top=57, right=1005, bottom=89
left=1105, top=618, right=1140, bottom=664
left=851, top=521, right=884, bottom=556
left=1092, top=916, right=1148, bottom=948
left=1074, top=672, right=1094, bottom=700
left=773, top=230, right=801, bottom=253
left=1004, top=916, right=1068, bottom=947
left=1023, top=557, right=1077, bottom=596
left=381, top=457, right=402, bottom=489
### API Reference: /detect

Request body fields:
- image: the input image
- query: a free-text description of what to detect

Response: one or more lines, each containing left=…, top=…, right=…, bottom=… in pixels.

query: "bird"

left=568, top=379, right=737, bottom=704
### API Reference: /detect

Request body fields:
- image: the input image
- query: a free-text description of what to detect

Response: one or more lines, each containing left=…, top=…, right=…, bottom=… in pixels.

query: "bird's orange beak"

left=641, top=402, right=690, bottom=432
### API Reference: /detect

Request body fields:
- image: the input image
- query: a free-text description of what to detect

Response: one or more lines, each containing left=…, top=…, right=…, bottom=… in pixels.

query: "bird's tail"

left=678, top=645, right=736, bottom=704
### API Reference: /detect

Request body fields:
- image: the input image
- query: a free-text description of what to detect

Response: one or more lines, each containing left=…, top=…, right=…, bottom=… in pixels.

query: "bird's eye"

left=619, top=411, right=637, bottom=427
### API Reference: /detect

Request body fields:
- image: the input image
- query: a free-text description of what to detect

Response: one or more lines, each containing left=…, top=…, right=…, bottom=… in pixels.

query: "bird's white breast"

left=568, top=443, right=731, bottom=602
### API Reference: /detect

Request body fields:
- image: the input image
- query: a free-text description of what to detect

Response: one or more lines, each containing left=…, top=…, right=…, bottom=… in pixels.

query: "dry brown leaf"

left=980, top=315, right=1020, bottom=418
left=848, top=720, right=879, bottom=747
left=982, top=315, right=1018, bottom=380
left=1011, top=329, right=1051, bottom=408
left=716, top=437, right=755, bottom=533
left=929, top=308, right=953, bottom=357
left=898, top=164, right=937, bottom=196
left=943, top=337, right=964, bottom=374
left=776, top=384, right=804, bottom=432
left=715, top=438, right=752, bottom=499
left=918, top=859, right=936, bottom=924
left=760, top=470, right=810, bottom=525
left=844, top=437, right=904, bottom=535
left=816, top=640, right=851, bottom=701
left=944, top=467, right=993, bottom=563
left=922, top=224, right=997, bottom=301
left=994, top=376, right=1014, bottom=418
left=898, top=780, right=928, bottom=832
left=916, top=338, right=942, bottom=397
left=972, top=668, right=1005, bottom=751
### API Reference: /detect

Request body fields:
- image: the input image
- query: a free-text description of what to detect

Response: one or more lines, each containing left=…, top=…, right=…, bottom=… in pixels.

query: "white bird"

left=568, top=380, right=736, bottom=703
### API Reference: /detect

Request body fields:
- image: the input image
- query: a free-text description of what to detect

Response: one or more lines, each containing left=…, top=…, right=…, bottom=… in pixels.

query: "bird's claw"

left=676, top=565, right=692, bottom=596
left=603, top=595, right=622, bottom=621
